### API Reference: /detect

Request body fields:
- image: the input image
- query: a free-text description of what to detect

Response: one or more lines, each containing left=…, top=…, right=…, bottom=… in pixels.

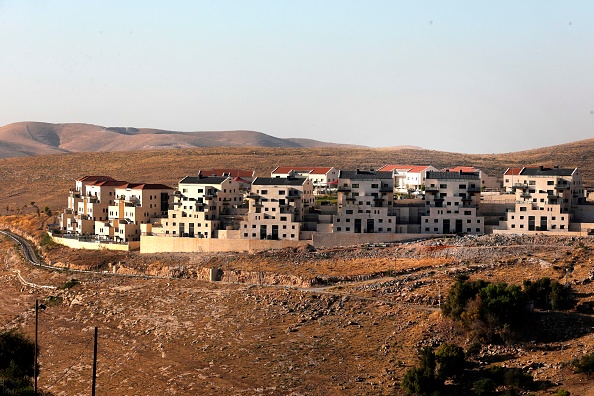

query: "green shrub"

left=0, top=330, right=36, bottom=392
left=573, top=352, right=594, bottom=375
left=555, top=389, right=570, bottom=396
left=435, top=343, right=465, bottom=381
left=472, top=378, right=495, bottom=396
left=60, top=279, right=79, bottom=289
left=523, top=277, right=574, bottom=310
left=401, top=347, right=439, bottom=395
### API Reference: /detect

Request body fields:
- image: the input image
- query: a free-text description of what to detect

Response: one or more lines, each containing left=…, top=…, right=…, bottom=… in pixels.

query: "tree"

left=0, top=330, right=36, bottom=392
left=435, top=343, right=465, bottom=381
left=573, top=352, right=594, bottom=376
left=401, top=347, right=439, bottom=395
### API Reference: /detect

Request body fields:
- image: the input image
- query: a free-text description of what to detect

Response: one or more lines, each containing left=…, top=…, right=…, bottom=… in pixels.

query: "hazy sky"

left=1, top=1, right=593, bottom=153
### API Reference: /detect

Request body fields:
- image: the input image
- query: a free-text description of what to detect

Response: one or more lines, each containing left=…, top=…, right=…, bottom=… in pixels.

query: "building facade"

left=159, top=174, right=243, bottom=238
left=333, top=170, right=397, bottom=233
left=502, top=166, right=584, bottom=232
left=240, top=177, right=314, bottom=240
left=422, top=171, right=484, bottom=234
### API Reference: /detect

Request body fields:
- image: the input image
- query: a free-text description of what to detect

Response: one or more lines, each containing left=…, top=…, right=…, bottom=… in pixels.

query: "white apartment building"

left=422, top=171, right=484, bottom=234
left=271, top=166, right=339, bottom=193
left=377, top=165, right=438, bottom=193
left=502, top=166, right=584, bottom=232
left=106, top=183, right=173, bottom=242
left=240, top=177, right=314, bottom=240
left=334, top=170, right=397, bottom=233
left=61, top=177, right=127, bottom=235
left=159, top=174, right=243, bottom=238
left=443, top=166, right=500, bottom=190
left=59, top=176, right=173, bottom=243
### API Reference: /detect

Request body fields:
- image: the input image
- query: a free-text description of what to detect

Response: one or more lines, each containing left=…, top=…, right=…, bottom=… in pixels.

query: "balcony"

left=337, top=186, right=351, bottom=192
left=520, top=192, right=531, bottom=199
left=512, top=183, right=527, bottom=191
left=425, top=186, right=438, bottom=192
left=555, top=184, right=570, bottom=190
left=467, top=186, right=481, bottom=193
left=379, top=186, right=393, bottom=193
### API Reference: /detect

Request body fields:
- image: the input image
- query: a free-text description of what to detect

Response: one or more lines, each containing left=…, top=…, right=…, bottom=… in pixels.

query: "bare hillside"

left=0, top=122, right=366, bottom=158
left=0, top=140, right=593, bottom=215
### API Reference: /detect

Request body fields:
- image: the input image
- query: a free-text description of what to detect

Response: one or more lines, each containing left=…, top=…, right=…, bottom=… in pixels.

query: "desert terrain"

left=0, top=143, right=593, bottom=395
left=1, top=216, right=594, bottom=395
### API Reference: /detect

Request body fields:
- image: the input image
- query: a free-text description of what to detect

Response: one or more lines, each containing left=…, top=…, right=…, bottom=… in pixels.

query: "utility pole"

left=34, top=299, right=38, bottom=396
left=91, top=327, right=98, bottom=396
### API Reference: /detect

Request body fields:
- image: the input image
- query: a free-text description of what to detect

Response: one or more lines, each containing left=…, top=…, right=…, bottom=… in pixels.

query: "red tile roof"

left=504, top=167, right=523, bottom=176
left=89, top=180, right=129, bottom=187
left=77, top=176, right=117, bottom=183
left=444, top=166, right=478, bottom=173
left=377, top=165, right=413, bottom=172
left=378, top=165, right=432, bottom=173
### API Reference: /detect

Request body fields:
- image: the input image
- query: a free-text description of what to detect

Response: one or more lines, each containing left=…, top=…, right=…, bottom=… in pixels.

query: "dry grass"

left=1, top=140, right=593, bottom=217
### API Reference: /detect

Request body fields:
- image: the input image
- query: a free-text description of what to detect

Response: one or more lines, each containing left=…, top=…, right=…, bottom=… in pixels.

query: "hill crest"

left=0, top=122, right=377, bottom=158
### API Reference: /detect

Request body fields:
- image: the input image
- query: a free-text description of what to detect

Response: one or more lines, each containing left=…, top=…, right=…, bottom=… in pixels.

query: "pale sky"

left=1, top=1, right=593, bottom=153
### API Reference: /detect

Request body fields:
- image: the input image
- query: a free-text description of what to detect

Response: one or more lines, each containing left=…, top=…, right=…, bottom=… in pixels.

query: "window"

left=346, top=210, right=353, bottom=214
left=440, top=184, right=447, bottom=188
left=337, top=227, right=341, bottom=231
left=371, top=184, right=378, bottom=188
left=459, top=184, right=466, bottom=189
left=520, top=207, right=527, bottom=212
left=261, top=190, right=268, bottom=195
left=279, top=190, right=285, bottom=195
left=352, top=184, right=359, bottom=188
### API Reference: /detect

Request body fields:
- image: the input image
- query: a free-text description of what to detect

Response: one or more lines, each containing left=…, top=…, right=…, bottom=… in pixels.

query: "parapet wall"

left=51, top=236, right=139, bottom=251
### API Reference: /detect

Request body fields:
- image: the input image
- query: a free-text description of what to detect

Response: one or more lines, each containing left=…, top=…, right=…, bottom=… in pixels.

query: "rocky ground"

left=1, top=232, right=594, bottom=395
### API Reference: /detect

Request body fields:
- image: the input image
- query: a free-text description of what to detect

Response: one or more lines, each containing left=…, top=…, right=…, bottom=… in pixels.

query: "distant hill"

left=0, top=122, right=377, bottom=158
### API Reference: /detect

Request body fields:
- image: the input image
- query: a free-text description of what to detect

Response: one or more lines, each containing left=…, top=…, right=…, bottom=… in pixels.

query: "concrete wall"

left=52, top=235, right=139, bottom=251
left=573, top=204, right=594, bottom=223
left=140, top=232, right=433, bottom=253
left=140, top=235, right=311, bottom=253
